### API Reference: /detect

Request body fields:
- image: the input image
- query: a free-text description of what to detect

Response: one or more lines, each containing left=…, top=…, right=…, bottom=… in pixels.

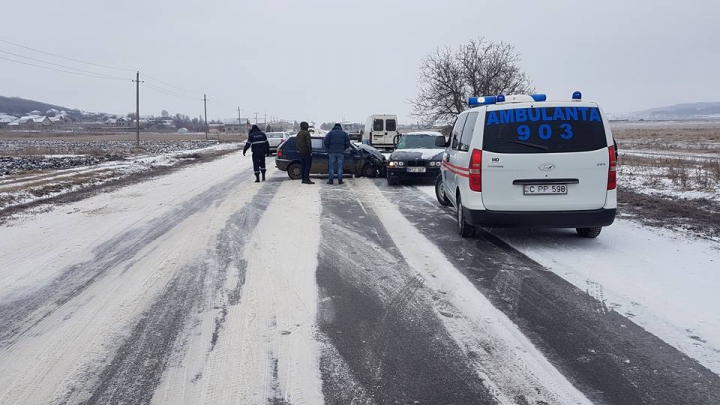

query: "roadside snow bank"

left=487, top=220, right=720, bottom=376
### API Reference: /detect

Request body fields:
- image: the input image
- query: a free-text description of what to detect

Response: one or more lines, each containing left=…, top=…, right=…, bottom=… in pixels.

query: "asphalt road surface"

left=0, top=152, right=718, bottom=405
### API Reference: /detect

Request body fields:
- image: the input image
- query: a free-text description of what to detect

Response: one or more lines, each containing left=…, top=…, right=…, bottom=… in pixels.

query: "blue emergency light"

left=572, top=91, right=582, bottom=101
left=468, top=96, right=497, bottom=107
left=530, top=94, right=547, bottom=102
left=497, top=94, right=506, bottom=103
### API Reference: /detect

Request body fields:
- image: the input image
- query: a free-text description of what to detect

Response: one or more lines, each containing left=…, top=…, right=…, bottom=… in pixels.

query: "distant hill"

left=0, top=96, right=85, bottom=119
left=611, top=102, right=720, bottom=121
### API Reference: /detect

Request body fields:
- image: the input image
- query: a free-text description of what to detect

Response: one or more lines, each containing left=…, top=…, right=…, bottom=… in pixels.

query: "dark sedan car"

left=276, top=137, right=386, bottom=180
left=387, top=132, right=446, bottom=185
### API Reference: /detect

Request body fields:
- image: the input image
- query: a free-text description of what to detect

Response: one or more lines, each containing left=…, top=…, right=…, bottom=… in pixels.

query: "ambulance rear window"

left=482, top=106, right=608, bottom=154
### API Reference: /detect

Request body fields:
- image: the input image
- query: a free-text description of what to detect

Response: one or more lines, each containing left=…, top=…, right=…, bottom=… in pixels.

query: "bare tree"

left=412, top=38, right=533, bottom=123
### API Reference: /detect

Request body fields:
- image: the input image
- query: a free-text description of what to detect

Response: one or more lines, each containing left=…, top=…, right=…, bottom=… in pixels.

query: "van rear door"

left=480, top=104, right=610, bottom=212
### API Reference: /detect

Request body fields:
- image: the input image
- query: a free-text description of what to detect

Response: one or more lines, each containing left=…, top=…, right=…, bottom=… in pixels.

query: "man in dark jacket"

left=296, top=121, right=314, bottom=184
left=243, top=125, right=270, bottom=182
left=323, top=123, right=351, bottom=184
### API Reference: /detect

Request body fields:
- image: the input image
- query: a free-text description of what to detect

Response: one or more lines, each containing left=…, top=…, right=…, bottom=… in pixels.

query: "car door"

left=343, top=145, right=361, bottom=174
left=311, top=138, right=329, bottom=174
left=444, top=113, right=469, bottom=204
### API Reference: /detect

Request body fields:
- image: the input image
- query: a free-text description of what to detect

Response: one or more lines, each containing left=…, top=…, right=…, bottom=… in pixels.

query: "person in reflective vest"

left=243, top=125, right=270, bottom=182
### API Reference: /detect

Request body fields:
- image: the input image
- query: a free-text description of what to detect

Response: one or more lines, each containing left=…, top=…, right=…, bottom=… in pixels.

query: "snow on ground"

left=0, top=142, right=242, bottom=213
left=417, top=184, right=720, bottom=375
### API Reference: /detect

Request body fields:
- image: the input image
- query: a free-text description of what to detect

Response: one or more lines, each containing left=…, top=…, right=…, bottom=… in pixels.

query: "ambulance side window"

left=451, top=114, right=468, bottom=150
left=459, top=112, right=479, bottom=151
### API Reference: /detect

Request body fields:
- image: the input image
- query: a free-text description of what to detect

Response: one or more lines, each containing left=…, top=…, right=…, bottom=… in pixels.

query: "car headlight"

left=397, top=161, right=404, bottom=167
left=389, top=161, right=396, bottom=167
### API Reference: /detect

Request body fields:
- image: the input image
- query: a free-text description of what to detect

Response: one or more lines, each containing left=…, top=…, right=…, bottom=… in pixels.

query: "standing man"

left=243, top=124, right=270, bottom=182
left=296, top=121, right=314, bottom=184
left=323, top=123, right=350, bottom=185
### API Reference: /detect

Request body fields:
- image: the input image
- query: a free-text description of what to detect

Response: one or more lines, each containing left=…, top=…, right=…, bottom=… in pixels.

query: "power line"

left=144, top=82, right=188, bottom=98
left=142, top=73, right=196, bottom=95
left=0, top=48, right=129, bottom=81
left=0, top=37, right=135, bottom=73
left=0, top=55, right=130, bottom=82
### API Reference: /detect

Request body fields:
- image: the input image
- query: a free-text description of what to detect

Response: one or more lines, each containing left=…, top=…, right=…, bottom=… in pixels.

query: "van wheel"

left=362, top=163, right=376, bottom=178
left=435, top=175, right=450, bottom=206
left=456, top=194, right=475, bottom=237
left=576, top=227, right=602, bottom=238
left=287, top=163, right=302, bottom=180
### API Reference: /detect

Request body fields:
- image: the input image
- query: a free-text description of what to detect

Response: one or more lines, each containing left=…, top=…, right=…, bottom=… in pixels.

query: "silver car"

left=266, top=132, right=290, bottom=154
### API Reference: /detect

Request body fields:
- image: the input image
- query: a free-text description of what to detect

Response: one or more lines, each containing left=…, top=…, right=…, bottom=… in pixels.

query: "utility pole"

left=254, top=112, right=259, bottom=125
left=203, top=94, right=208, bottom=140
left=133, top=71, right=143, bottom=147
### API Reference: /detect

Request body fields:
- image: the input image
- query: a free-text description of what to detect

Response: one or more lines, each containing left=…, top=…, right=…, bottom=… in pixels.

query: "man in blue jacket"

left=323, top=123, right=350, bottom=185
left=243, top=125, right=270, bottom=182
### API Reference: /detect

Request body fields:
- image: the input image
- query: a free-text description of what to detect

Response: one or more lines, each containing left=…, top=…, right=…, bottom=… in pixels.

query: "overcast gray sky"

left=1, top=0, right=718, bottom=123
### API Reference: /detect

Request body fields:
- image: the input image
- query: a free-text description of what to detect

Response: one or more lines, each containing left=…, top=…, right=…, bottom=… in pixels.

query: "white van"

left=435, top=93, right=617, bottom=238
left=363, top=114, right=399, bottom=149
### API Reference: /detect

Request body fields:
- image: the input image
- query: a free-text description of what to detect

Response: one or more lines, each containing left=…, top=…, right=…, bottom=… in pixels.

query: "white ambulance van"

left=435, top=92, right=617, bottom=238
left=363, top=114, right=400, bottom=150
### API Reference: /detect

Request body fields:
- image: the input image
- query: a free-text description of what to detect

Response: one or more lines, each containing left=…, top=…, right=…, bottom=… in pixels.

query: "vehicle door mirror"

left=435, top=136, right=448, bottom=147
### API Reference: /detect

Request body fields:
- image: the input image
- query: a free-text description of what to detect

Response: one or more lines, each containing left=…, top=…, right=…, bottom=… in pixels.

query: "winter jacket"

left=323, top=124, right=350, bottom=155
left=296, top=130, right=312, bottom=154
left=244, top=126, right=270, bottom=156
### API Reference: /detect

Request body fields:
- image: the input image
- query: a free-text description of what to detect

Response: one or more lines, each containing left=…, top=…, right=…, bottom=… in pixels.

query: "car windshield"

left=267, top=132, right=285, bottom=139
left=396, top=134, right=439, bottom=149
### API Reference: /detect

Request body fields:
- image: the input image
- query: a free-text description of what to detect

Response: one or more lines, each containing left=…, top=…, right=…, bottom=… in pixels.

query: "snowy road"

left=0, top=152, right=719, bottom=404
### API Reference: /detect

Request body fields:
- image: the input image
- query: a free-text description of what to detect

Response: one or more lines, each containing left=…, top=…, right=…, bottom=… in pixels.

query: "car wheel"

left=362, top=163, right=376, bottom=178
left=576, top=227, right=602, bottom=238
left=287, top=162, right=302, bottom=180
left=456, top=194, right=475, bottom=237
left=435, top=175, right=451, bottom=206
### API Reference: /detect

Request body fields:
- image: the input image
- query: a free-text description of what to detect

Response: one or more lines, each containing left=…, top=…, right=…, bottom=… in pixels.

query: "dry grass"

left=611, top=122, right=720, bottom=154
left=619, top=153, right=720, bottom=191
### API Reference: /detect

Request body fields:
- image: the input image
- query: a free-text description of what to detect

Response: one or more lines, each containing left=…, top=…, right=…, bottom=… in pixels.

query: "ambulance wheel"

left=287, top=163, right=302, bottom=180
left=576, top=227, right=602, bottom=238
left=456, top=194, right=475, bottom=237
left=435, top=175, right=451, bottom=206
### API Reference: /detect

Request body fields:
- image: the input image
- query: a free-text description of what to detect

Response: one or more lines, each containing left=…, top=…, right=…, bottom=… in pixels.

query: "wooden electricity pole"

left=203, top=94, right=208, bottom=140
left=133, top=71, right=143, bottom=147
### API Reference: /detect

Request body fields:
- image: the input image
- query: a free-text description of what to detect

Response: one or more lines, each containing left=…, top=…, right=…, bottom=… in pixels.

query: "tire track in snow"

left=83, top=179, right=282, bottom=404
left=196, top=179, right=324, bottom=405
left=378, top=180, right=720, bottom=405
left=316, top=184, right=496, bottom=404
left=0, top=171, right=249, bottom=349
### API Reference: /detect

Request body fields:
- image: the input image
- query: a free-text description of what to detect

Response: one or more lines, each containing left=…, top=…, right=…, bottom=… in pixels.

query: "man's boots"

left=261, top=171, right=266, bottom=182
left=255, top=173, right=260, bottom=183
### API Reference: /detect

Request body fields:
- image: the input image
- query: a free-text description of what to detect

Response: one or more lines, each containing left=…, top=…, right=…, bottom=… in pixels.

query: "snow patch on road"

left=198, top=179, right=324, bottom=404
left=357, top=180, right=592, bottom=405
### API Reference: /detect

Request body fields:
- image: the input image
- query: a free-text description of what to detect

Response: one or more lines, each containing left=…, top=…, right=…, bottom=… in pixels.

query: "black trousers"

left=300, top=153, right=312, bottom=180
left=252, top=153, right=266, bottom=174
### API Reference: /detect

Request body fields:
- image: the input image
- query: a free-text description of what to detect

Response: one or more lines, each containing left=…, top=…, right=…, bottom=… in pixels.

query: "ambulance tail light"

left=607, top=145, right=617, bottom=190
left=469, top=149, right=482, bottom=192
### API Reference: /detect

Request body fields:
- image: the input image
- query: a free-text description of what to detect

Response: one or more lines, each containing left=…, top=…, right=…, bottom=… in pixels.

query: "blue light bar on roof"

left=572, top=91, right=582, bottom=101
left=468, top=96, right=497, bottom=107
left=530, top=94, right=547, bottom=102
left=497, top=94, right=506, bottom=103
